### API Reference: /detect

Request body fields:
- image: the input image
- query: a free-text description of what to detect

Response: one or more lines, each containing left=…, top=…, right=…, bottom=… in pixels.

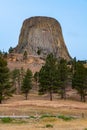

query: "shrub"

left=37, top=48, right=41, bottom=55
left=45, top=124, right=53, bottom=128
left=40, top=114, right=55, bottom=119
left=57, top=115, right=74, bottom=121
left=1, top=117, right=12, bottom=123
left=29, top=116, right=36, bottom=119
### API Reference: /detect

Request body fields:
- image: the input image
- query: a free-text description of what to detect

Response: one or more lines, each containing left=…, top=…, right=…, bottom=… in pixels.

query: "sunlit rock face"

left=14, top=16, right=71, bottom=60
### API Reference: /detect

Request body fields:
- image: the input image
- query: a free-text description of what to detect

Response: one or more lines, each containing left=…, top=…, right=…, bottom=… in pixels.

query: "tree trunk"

left=0, top=99, right=2, bottom=104
left=83, top=94, right=86, bottom=102
left=25, top=93, right=28, bottom=100
left=49, top=90, right=52, bottom=101
left=80, top=94, right=83, bottom=101
left=61, top=92, right=64, bottom=99
left=18, top=79, right=21, bottom=94
left=61, top=87, right=66, bottom=99
left=0, top=93, right=2, bottom=104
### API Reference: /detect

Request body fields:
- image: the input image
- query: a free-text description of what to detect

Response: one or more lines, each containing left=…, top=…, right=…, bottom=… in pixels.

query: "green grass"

left=1, top=117, right=12, bottom=123
left=0, top=114, right=75, bottom=124
left=40, top=113, right=75, bottom=121
left=0, top=117, right=27, bottom=124
left=29, top=115, right=36, bottom=119
left=40, top=114, right=56, bottom=119
left=57, top=115, right=75, bottom=121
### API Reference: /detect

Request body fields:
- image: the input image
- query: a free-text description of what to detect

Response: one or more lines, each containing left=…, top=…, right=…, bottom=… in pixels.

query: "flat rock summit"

left=14, top=16, right=71, bottom=60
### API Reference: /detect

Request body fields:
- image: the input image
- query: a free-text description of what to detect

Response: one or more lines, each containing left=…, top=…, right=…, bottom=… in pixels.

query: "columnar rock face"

left=15, top=16, right=71, bottom=60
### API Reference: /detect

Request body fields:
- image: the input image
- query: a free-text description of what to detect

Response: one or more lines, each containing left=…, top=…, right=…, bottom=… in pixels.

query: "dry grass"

left=5, top=55, right=87, bottom=129
left=0, top=118, right=87, bottom=130
left=0, top=94, right=87, bottom=129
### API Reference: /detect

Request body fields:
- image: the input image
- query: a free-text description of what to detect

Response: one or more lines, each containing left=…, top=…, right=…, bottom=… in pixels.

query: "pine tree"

left=21, top=69, right=32, bottom=100
left=72, top=61, right=87, bottom=102
left=58, top=59, right=68, bottom=99
left=39, top=53, right=60, bottom=101
left=0, top=57, right=14, bottom=103
left=11, top=68, right=21, bottom=94
left=34, top=72, right=39, bottom=87
left=23, top=50, right=28, bottom=61
left=8, top=47, right=14, bottom=53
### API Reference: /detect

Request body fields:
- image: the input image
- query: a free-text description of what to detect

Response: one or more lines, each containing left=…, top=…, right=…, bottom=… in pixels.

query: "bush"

left=45, top=124, right=53, bottom=128
left=37, top=48, right=41, bottom=55
left=57, top=115, right=74, bottom=121
left=29, top=116, right=36, bottom=119
left=1, top=117, right=12, bottom=123
left=40, top=114, right=55, bottom=119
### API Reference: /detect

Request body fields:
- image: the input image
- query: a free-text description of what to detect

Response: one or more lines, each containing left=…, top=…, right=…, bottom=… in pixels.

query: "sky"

left=0, top=0, right=87, bottom=60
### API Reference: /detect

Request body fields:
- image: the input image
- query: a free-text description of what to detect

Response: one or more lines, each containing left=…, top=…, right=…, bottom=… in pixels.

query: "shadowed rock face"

left=15, top=16, right=71, bottom=60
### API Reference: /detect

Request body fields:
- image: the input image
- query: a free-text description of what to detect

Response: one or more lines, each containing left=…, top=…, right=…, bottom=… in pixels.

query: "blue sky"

left=0, top=0, right=87, bottom=60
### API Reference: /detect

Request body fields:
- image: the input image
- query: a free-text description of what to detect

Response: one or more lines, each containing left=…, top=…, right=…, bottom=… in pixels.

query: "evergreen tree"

left=20, top=67, right=25, bottom=84
left=8, top=47, right=14, bottom=53
left=0, top=50, right=3, bottom=57
left=11, top=68, right=21, bottom=94
left=72, top=61, right=87, bottom=102
left=11, top=67, right=25, bottom=94
left=39, top=54, right=70, bottom=100
left=71, top=57, right=77, bottom=74
left=23, top=50, right=28, bottom=61
left=21, top=69, right=32, bottom=100
left=39, top=53, right=60, bottom=101
left=0, top=57, right=14, bottom=103
left=58, top=59, right=69, bottom=99
left=3, top=52, right=8, bottom=59
left=34, top=72, right=39, bottom=87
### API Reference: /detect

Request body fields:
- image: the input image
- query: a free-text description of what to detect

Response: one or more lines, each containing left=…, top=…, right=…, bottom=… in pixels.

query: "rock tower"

left=14, top=16, right=71, bottom=60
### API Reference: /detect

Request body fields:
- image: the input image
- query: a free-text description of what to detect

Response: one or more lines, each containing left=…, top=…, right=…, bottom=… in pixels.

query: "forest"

left=0, top=50, right=87, bottom=103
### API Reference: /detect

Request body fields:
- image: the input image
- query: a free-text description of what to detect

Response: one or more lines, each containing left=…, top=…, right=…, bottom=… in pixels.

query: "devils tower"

left=14, top=16, right=71, bottom=60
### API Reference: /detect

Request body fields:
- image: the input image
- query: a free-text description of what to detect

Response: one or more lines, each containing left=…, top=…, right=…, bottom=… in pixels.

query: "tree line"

left=0, top=52, right=87, bottom=104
